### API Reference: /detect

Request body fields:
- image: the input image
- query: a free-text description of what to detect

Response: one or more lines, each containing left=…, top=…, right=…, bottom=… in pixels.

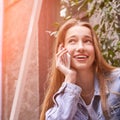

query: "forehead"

left=65, top=25, right=92, bottom=38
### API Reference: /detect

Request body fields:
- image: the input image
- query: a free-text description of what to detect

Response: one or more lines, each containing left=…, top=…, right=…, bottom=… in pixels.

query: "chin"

left=72, top=63, right=93, bottom=71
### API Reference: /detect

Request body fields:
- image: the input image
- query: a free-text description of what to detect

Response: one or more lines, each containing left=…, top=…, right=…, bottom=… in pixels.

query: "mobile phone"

left=66, top=53, right=71, bottom=68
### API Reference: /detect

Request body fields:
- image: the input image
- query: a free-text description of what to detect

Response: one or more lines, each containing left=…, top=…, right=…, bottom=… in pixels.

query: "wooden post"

left=39, top=0, right=60, bottom=106
left=9, top=0, right=43, bottom=120
left=0, top=0, right=3, bottom=119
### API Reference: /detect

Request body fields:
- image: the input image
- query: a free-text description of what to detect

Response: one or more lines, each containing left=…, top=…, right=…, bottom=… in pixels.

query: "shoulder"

left=113, top=67, right=120, bottom=73
left=109, top=68, right=120, bottom=80
left=109, top=68, right=120, bottom=88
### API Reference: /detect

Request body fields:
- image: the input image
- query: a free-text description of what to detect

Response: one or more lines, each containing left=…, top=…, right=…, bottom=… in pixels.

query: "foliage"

left=60, top=0, right=120, bottom=67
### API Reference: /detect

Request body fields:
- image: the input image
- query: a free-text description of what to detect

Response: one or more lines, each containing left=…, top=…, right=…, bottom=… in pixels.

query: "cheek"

left=88, top=47, right=95, bottom=57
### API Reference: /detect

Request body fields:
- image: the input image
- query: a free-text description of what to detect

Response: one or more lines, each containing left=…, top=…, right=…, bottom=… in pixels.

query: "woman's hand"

left=56, top=44, right=77, bottom=83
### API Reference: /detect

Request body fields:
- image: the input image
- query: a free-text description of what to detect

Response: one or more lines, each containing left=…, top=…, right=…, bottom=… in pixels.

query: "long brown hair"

left=40, top=18, right=115, bottom=120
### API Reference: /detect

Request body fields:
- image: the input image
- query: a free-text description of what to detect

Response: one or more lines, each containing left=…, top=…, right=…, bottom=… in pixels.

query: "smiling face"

left=64, top=25, right=95, bottom=71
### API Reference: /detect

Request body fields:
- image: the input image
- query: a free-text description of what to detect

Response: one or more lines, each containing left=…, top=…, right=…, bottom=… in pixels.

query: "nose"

left=76, top=41, right=84, bottom=52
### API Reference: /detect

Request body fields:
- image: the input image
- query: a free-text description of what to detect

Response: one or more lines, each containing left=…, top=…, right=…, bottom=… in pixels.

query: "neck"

left=76, top=67, right=95, bottom=105
left=76, top=67, right=95, bottom=94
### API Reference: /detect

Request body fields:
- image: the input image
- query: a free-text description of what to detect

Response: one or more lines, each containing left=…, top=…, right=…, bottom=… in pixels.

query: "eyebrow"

left=66, top=35, right=92, bottom=39
left=83, top=35, right=92, bottom=39
left=65, top=35, right=76, bottom=40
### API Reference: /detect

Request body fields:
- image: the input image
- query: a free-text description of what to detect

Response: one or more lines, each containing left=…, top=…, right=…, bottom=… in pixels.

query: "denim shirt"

left=45, top=68, right=120, bottom=120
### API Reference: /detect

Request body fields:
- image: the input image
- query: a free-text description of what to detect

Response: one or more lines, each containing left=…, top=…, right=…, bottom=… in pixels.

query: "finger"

left=56, top=48, right=68, bottom=58
left=56, top=49, right=67, bottom=67
left=56, top=49, right=67, bottom=68
left=58, top=43, right=63, bottom=52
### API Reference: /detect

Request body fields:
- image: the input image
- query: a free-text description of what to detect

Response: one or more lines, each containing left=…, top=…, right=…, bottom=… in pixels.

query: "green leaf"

left=94, top=24, right=99, bottom=31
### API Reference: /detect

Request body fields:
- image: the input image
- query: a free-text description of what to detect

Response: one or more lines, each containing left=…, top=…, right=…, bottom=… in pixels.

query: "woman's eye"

left=68, top=39, right=76, bottom=43
left=84, top=39, right=93, bottom=44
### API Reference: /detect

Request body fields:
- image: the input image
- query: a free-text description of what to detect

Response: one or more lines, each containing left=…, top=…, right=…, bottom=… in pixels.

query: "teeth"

left=76, top=56, right=87, bottom=59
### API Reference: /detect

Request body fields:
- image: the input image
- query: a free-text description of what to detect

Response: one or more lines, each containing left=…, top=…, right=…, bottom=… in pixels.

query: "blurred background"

left=1, top=0, right=120, bottom=120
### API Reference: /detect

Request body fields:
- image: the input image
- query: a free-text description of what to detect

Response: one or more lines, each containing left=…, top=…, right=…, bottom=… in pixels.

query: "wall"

left=39, top=0, right=60, bottom=106
left=3, top=0, right=61, bottom=119
left=3, top=0, right=39, bottom=120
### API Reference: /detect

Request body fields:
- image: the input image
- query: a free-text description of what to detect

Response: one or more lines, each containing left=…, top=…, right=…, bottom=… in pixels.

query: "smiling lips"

left=74, top=54, right=88, bottom=61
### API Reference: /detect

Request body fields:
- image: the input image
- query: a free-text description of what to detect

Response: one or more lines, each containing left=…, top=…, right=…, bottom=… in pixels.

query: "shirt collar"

left=94, top=77, right=100, bottom=96
left=94, top=77, right=109, bottom=96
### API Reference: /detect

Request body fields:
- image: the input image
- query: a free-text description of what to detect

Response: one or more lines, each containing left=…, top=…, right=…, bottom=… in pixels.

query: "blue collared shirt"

left=45, top=68, right=120, bottom=120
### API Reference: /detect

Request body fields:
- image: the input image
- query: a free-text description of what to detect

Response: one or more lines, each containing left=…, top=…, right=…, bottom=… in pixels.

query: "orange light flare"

left=3, top=0, right=33, bottom=72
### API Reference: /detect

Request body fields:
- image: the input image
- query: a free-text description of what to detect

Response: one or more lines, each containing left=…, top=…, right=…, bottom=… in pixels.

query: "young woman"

left=40, top=18, right=120, bottom=120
